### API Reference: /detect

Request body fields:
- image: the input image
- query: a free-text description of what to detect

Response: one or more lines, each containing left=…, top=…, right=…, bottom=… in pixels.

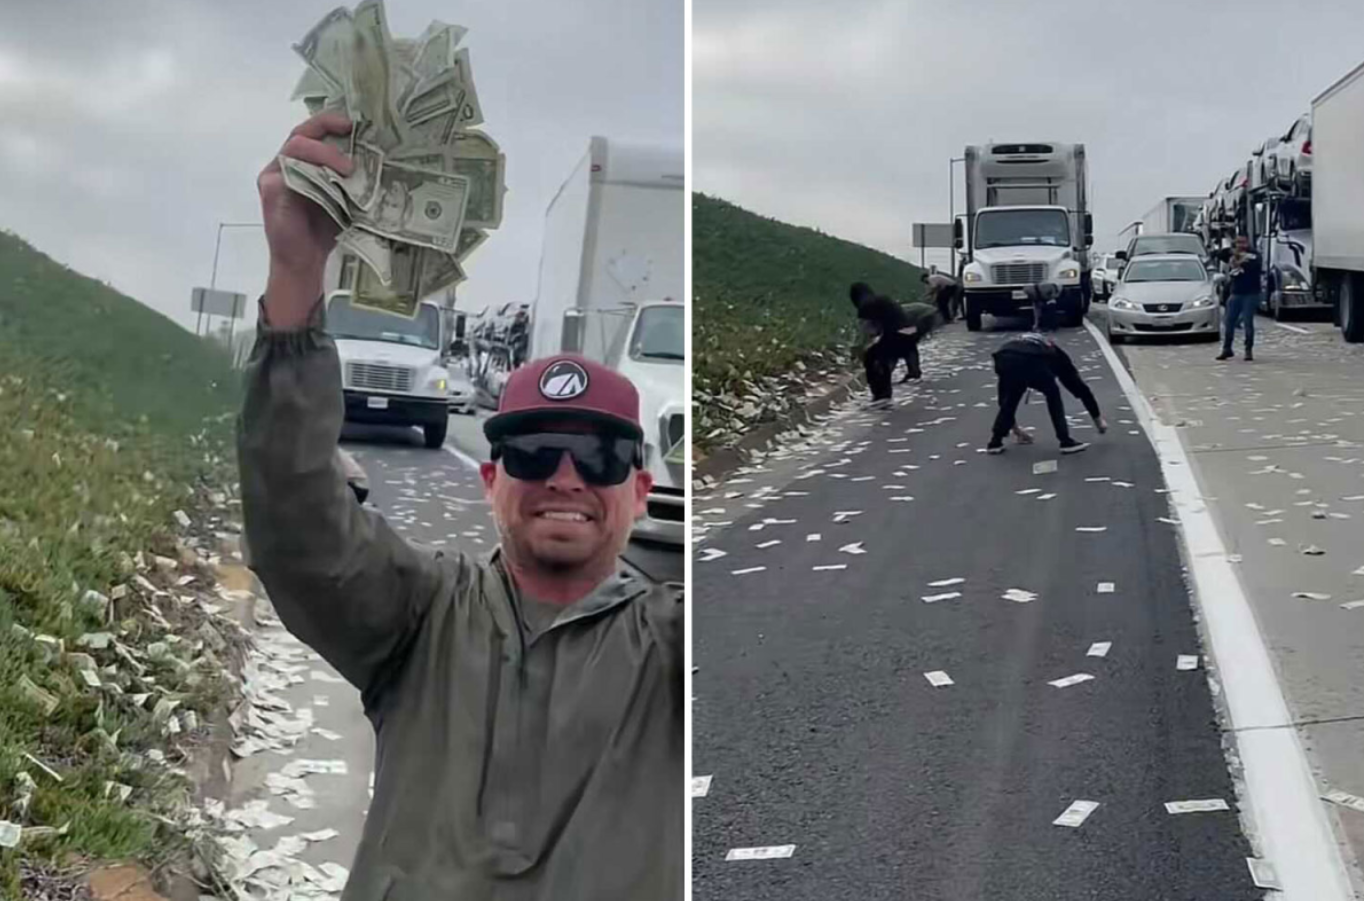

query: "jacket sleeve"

left=236, top=299, right=467, bottom=699
left=1051, top=347, right=1102, bottom=419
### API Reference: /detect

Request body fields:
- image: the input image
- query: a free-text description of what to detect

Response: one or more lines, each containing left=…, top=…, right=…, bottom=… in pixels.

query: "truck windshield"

left=629, top=305, right=684, bottom=362
left=974, top=210, right=1069, bottom=248
left=1278, top=199, right=1311, bottom=232
left=326, top=296, right=441, bottom=350
left=1124, top=259, right=1207, bottom=283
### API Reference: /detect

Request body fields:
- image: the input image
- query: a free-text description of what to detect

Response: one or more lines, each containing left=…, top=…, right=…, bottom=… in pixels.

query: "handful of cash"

left=286, top=1, right=505, bottom=317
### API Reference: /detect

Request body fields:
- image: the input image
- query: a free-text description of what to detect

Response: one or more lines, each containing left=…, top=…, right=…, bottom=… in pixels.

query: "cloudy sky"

left=0, top=0, right=681, bottom=333
left=694, top=0, right=1363, bottom=268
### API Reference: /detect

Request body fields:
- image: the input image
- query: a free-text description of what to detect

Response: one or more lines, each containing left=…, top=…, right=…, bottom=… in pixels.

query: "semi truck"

left=1139, top=196, right=1203, bottom=235
left=1312, top=59, right=1364, bottom=342
left=531, top=135, right=685, bottom=546
left=955, top=141, right=1094, bottom=331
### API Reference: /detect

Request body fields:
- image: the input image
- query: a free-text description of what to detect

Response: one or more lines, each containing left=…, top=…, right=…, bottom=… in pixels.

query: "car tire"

left=966, top=300, right=983, bottom=332
left=423, top=419, right=449, bottom=449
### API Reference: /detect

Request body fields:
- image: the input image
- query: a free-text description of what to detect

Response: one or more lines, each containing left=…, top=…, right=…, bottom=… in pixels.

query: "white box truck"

left=956, top=142, right=1095, bottom=331
left=1311, top=59, right=1364, bottom=342
left=1140, top=196, right=1203, bottom=235
left=531, top=136, right=685, bottom=545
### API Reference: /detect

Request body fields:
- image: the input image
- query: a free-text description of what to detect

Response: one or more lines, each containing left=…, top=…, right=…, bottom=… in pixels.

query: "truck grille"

left=346, top=362, right=413, bottom=393
left=991, top=263, right=1048, bottom=284
left=665, top=414, right=684, bottom=450
left=647, top=486, right=685, bottom=523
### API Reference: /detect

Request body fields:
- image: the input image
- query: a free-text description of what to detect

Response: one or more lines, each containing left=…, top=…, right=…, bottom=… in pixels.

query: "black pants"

left=865, top=333, right=919, bottom=400
left=991, top=353, right=1072, bottom=443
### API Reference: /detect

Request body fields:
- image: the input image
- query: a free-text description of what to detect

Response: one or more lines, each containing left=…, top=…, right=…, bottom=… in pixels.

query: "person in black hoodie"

left=850, top=282, right=931, bottom=403
left=986, top=292, right=1107, bottom=453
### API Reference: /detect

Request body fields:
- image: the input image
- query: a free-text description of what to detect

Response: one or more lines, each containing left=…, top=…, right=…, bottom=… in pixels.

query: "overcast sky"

left=694, top=0, right=1363, bottom=268
left=0, top=0, right=681, bottom=333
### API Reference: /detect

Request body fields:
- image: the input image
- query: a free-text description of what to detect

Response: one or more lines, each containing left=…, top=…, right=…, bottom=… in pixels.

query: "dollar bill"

left=455, top=227, right=488, bottom=261
left=392, top=132, right=504, bottom=228
left=402, top=48, right=483, bottom=128
left=339, top=226, right=393, bottom=285
left=293, top=6, right=354, bottom=96
left=0, top=821, right=19, bottom=849
left=18, top=675, right=58, bottom=717
left=350, top=0, right=407, bottom=151
left=278, top=155, right=352, bottom=230
left=414, top=21, right=467, bottom=82
left=353, top=241, right=422, bottom=317
left=419, top=248, right=466, bottom=295
left=354, top=162, right=470, bottom=253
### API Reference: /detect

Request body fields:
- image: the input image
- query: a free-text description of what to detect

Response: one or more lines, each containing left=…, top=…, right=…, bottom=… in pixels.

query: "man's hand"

left=1094, top=415, right=1108, bottom=434
left=258, top=112, right=355, bottom=330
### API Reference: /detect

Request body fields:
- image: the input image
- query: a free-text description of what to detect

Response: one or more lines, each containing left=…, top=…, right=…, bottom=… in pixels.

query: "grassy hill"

left=692, top=193, right=925, bottom=447
left=0, top=231, right=242, bottom=896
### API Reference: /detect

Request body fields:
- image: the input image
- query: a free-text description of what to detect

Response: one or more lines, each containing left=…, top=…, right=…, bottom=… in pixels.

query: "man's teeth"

left=540, top=511, right=588, bottom=522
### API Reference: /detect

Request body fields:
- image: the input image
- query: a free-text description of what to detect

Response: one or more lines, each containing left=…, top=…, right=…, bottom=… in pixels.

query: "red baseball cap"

left=484, top=355, right=643, bottom=442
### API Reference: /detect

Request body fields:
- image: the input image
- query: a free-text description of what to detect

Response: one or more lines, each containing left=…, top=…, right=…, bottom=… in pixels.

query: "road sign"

left=191, top=287, right=247, bottom=318
left=912, top=223, right=954, bottom=249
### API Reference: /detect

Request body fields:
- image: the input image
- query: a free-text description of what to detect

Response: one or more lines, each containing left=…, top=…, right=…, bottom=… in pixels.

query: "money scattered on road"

left=924, top=670, right=954, bottom=687
left=1323, top=789, right=1364, bottom=813
left=1268, top=538, right=1287, bottom=546
left=1176, top=655, right=1199, bottom=671
left=1340, top=600, right=1364, bottom=611
left=1003, top=588, right=1037, bottom=603
left=1246, top=858, right=1282, bottom=890
left=812, top=564, right=847, bottom=571
left=832, top=511, right=863, bottom=523
left=806, top=533, right=821, bottom=542
left=288, top=2, right=504, bottom=316
left=839, top=542, right=866, bottom=555
left=1017, top=488, right=1042, bottom=496
left=1048, top=673, right=1094, bottom=689
left=1076, top=526, right=1107, bottom=533
left=928, top=578, right=965, bottom=588
left=1097, top=582, right=1115, bottom=594
left=691, top=775, right=713, bottom=798
left=1087, top=642, right=1112, bottom=658
left=698, top=548, right=727, bottom=562
left=756, top=540, right=781, bottom=549
left=1165, top=799, right=1230, bottom=814
left=1033, top=461, right=1058, bottom=475
left=1293, top=592, right=1332, bottom=601
left=731, top=567, right=766, bottom=576
left=1053, top=800, right=1099, bottom=828
left=726, top=845, right=796, bottom=861
left=1301, top=544, right=1325, bottom=555
left=923, top=592, right=961, bottom=604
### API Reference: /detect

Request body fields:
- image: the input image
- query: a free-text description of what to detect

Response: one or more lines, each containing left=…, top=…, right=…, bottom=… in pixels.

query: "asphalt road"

left=692, top=322, right=1258, bottom=900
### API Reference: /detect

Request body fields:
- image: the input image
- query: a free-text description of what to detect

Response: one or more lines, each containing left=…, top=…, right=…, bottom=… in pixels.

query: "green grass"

left=692, top=194, right=926, bottom=444
left=0, top=231, right=241, bottom=897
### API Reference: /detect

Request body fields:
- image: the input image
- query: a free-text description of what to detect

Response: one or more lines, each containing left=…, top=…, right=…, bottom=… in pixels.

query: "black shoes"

left=1216, top=350, right=1234, bottom=361
left=1060, top=439, right=1091, bottom=455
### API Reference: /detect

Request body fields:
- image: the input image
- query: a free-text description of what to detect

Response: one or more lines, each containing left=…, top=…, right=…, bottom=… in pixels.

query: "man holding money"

left=240, top=112, right=682, bottom=900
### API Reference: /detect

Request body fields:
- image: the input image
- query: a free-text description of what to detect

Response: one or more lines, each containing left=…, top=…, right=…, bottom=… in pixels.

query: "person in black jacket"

left=1217, top=235, right=1261, bottom=362
left=850, top=282, right=930, bottom=403
left=986, top=322, right=1107, bottom=454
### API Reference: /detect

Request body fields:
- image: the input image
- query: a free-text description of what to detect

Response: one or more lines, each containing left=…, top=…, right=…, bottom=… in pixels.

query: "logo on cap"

left=539, top=359, right=589, bottom=400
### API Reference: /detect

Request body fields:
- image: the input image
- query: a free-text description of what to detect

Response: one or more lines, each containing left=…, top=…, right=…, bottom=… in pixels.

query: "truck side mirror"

left=953, top=219, right=963, bottom=250
left=1115, top=250, right=1128, bottom=261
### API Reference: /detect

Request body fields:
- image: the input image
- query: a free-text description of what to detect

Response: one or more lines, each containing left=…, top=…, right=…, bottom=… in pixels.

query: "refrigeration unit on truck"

left=954, top=142, right=1095, bottom=331
left=1140, top=196, right=1203, bottom=236
left=1311, top=58, right=1364, bottom=342
left=532, top=135, right=686, bottom=545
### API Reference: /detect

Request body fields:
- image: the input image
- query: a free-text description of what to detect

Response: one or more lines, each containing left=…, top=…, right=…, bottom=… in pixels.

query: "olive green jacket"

left=236, top=305, right=683, bottom=900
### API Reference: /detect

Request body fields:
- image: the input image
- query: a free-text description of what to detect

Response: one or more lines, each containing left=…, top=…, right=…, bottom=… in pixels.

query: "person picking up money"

left=240, top=112, right=682, bottom=900
left=985, top=317, right=1106, bottom=456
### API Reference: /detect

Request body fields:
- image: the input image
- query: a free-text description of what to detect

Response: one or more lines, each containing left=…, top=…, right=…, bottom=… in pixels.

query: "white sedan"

left=447, top=368, right=476, bottom=415
left=1105, top=255, right=1222, bottom=344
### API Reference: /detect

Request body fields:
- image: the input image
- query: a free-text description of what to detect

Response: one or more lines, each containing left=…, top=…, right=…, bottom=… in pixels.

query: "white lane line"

left=1086, top=318, right=1355, bottom=900
left=1275, top=321, right=1311, bottom=334
left=442, top=443, right=482, bottom=471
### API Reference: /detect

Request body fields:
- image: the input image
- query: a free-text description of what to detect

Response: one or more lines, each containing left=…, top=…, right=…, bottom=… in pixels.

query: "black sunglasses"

left=491, top=432, right=642, bottom=487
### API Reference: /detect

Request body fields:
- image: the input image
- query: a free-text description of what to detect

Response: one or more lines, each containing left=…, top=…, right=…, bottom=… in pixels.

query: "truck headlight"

left=435, top=378, right=448, bottom=393
left=1281, top=270, right=1308, bottom=290
left=1058, top=266, right=1079, bottom=280
left=963, top=270, right=982, bottom=284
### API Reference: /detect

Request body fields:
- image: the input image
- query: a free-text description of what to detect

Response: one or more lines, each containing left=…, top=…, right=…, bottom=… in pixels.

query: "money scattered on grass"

left=726, top=845, right=795, bottom=861
left=0, top=822, right=19, bottom=849
left=1176, top=655, right=1199, bottom=671
left=1164, top=799, right=1229, bottom=814
left=731, top=567, right=765, bottom=576
left=924, top=671, right=954, bottom=687
left=1087, top=642, right=1112, bottom=658
left=1053, top=800, right=1099, bottom=828
left=1246, top=858, right=1282, bottom=890
left=1048, top=673, right=1094, bottom=689
left=691, top=775, right=712, bottom=798
left=923, top=592, right=961, bottom=604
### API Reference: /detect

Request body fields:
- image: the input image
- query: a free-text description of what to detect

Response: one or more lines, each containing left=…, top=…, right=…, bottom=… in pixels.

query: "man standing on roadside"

left=1217, top=235, right=1261, bottom=362
left=238, top=112, right=681, bottom=901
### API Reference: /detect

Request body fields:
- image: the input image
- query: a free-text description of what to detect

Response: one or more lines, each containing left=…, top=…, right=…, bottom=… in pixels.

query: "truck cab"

left=325, top=291, right=453, bottom=449
left=957, top=142, right=1094, bottom=330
